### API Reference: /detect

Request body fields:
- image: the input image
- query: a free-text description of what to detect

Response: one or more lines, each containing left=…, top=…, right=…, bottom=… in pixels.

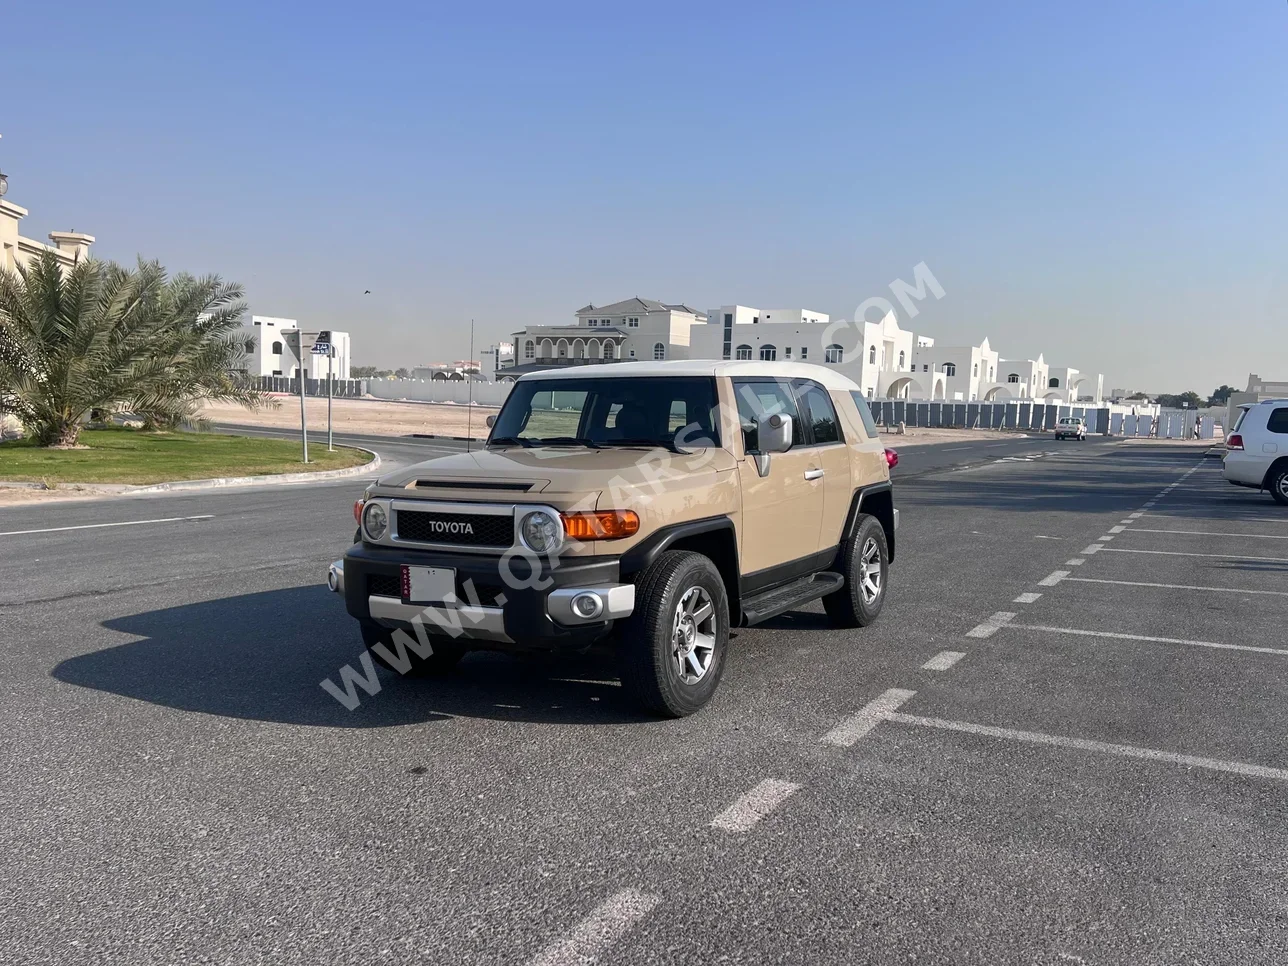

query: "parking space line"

left=821, top=688, right=916, bottom=746
left=1099, top=547, right=1288, bottom=563
left=886, top=713, right=1288, bottom=782
left=1108, top=525, right=1126, bottom=534
left=1013, top=592, right=1043, bottom=603
left=0, top=514, right=214, bottom=537
left=710, top=779, right=801, bottom=832
left=1125, top=527, right=1288, bottom=540
left=1004, top=622, right=1288, bottom=657
left=1065, top=558, right=1086, bottom=566
left=1037, top=571, right=1068, bottom=587
left=966, top=611, right=1017, bottom=637
left=1065, top=577, right=1288, bottom=597
left=922, top=651, right=966, bottom=671
left=529, top=889, right=660, bottom=966
left=1097, top=535, right=1116, bottom=542
left=1082, top=544, right=1103, bottom=555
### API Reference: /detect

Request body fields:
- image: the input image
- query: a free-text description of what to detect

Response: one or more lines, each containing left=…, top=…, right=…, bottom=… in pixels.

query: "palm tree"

left=0, top=251, right=267, bottom=447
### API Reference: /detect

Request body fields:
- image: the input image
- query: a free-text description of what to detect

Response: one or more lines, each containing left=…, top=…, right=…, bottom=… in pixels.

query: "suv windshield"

left=489, top=376, right=721, bottom=448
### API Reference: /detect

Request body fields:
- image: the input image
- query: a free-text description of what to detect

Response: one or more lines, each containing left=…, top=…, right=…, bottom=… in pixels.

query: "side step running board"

left=741, top=572, right=844, bottom=626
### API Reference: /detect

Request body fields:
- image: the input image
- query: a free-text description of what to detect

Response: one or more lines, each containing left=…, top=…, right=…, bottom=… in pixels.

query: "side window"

left=733, top=379, right=803, bottom=452
left=1268, top=408, right=1288, bottom=434
left=849, top=390, right=879, bottom=438
left=796, top=382, right=843, bottom=445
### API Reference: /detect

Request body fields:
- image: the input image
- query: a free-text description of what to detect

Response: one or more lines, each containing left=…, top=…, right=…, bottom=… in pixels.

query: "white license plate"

left=403, top=566, right=456, bottom=604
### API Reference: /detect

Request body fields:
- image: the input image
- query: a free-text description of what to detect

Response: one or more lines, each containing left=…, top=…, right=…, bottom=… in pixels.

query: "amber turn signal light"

left=561, top=510, right=641, bottom=540
left=353, top=499, right=365, bottom=524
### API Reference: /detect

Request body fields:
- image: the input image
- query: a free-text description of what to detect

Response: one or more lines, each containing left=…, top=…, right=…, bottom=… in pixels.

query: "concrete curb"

left=1, top=451, right=381, bottom=496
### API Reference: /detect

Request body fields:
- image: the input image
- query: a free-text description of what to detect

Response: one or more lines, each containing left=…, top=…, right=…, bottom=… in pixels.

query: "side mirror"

left=752, top=413, right=792, bottom=477
left=485, top=414, right=496, bottom=428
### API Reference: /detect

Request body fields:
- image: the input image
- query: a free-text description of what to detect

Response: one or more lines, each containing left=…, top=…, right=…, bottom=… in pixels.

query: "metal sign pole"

left=327, top=347, right=334, bottom=452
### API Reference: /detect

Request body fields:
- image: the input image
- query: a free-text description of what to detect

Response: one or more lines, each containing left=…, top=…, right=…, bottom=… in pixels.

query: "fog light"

left=571, top=592, right=603, bottom=619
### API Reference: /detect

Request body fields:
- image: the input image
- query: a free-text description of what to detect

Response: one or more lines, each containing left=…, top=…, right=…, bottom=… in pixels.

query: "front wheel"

left=361, top=621, right=467, bottom=676
left=618, top=550, right=729, bottom=717
left=1269, top=465, right=1288, bottom=506
left=823, top=514, right=889, bottom=628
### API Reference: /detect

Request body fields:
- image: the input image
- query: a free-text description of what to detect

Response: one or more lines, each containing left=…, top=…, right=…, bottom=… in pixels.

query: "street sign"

left=311, top=342, right=331, bottom=355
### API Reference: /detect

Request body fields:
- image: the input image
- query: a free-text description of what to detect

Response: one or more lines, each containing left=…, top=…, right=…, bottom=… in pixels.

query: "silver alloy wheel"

left=671, top=585, right=717, bottom=684
left=859, top=536, right=883, bottom=605
left=1276, top=473, right=1288, bottom=499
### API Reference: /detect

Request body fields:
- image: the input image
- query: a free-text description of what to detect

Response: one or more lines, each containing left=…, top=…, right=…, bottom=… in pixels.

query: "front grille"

left=368, top=573, right=401, bottom=597
left=395, top=509, right=513, bottom=547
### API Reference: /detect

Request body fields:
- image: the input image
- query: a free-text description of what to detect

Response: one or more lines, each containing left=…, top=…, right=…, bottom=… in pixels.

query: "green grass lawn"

left=0, top=427, right=370, bottom=485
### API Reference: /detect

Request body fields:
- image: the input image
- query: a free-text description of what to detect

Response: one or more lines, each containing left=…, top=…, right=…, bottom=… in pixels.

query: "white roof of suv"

left=518, top=359, right=864, bottom=392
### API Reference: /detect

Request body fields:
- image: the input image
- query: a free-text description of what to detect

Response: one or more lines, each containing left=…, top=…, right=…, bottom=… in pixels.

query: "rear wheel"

left=618, top=550, right=729, bottom=717
left=1269, top=465, right=1288, bottom=506
left=361, top=621, right=467, bottom=676
left=823, top=514, right=889, bottom=628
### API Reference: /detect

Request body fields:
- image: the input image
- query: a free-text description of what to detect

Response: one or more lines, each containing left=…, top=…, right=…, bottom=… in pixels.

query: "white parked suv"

left=1223, top=400, right=1288, bottom=506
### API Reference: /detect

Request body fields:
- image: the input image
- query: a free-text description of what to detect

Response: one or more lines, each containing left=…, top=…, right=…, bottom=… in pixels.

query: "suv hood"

left=372, top=445, right=738, bottom=501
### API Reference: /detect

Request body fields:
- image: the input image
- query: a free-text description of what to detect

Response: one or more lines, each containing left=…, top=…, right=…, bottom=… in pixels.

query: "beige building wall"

left=0, top=199, right=94, bottom=273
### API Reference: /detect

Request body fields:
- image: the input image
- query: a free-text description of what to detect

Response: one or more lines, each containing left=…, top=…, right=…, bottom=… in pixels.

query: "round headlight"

left=520, top=510, right=561, bottom=554
left=362, top=502, right=388, bottom=541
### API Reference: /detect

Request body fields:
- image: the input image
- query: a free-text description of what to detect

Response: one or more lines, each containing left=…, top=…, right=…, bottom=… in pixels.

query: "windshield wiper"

left=488, top=436, right=536, bottom=448
left=536, top=436, right=605, bottom=449
left=600, top=437, right=687, bottom=455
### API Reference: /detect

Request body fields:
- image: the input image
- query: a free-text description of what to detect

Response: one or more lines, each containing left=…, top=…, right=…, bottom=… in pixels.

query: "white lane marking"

left=1037, top=571, right=1069, bottom=587
left=1034, top=535, right=1062, bottom=540
left=1108, top=525, right=1126, bottom=534
left=821, top=688, right=916, bottom=746
left=1013, top=592, right=1043, bottom=603
left=1126, top=527, right=1288, bottom=540
left=1097, top=535, right=1116, bottom=542
left=1129, top=512, right=1144, bottom=519
left=966, top=611, right=1018, bottom=638
left=922, top=650, right=966, bottom=671
left=1005, top=622, right=1288, bottom=657
left=886, top=713, right=1288, bottom=782
left=1065, top=558, right=1086, bottom=566
left=710, top=779, right=801, bottom=832
left=1066, top=577, right=1288, bottom=597
left=529, top=889, right=660, bottom=966
left=0, top=514, right=214, bottom=537
left=1099, top=547, right=1288, bottom=563
left=1082, top=544, right=1103, bottom=555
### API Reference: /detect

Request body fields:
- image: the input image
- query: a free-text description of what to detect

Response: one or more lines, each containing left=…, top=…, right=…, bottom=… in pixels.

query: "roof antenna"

left=466, top=319, right=475, bottom=452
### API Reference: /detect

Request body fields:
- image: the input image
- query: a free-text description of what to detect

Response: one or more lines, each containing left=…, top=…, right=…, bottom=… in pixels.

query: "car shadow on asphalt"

left=52, top=585, right=654, bottom=728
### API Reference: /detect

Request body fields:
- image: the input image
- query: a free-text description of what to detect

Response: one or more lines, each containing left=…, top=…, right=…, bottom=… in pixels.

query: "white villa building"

left=498, top=296, right=1104, bottom=404
left=244, top=317, right=352, bottom=380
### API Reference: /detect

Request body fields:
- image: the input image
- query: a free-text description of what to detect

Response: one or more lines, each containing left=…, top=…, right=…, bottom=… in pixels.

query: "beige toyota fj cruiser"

left=329, top=360, right=898, bottom=716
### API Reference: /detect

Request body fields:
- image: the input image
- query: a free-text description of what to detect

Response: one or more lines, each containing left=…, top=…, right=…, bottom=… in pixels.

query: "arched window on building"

left=942, top=362, right=957, bottom=377
left=898, top=351, right=905, bottom=369
left=760, top=344, right=777, bottom=361
left=603, top=341, right=617, bottom=360
left=1049, top=377, right=1061, bottom=388
left=973, top=363, right=978, bottom=377
left=824, top=344, right=844, bottom=364
left=271, top=341, right=283, bottom=354
left=735, top=344, right=753, bottom=360
left=1007, top=373, right=1020, bottom=383
left=869, top=345, right=876, bottom=365
left=524, top=340, right=534, bottom=359
left=556, top=339, right=568, bottom=359
left=653, top=342, right=666, bottom=360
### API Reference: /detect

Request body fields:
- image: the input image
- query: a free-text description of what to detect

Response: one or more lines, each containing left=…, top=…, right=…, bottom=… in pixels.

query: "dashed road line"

left=885, top=713, right=1288, bottom=782
left=1064, top=577, right=1288, bottom=597
left=1125, top=527, right=1288, bottom=540
left=1097, top=535, right=1116, bottom=542
left=1013, top=592, right=1043, bottom=604
left=710, top=779, right=801, bottom=832
left=1108, top=525, right=1126, bottom=534
left=1005, top=622, right=1288, bottom=657
left=1037, top=571, right=1068, bottom=587
left=1082, top=544, right=1104, bottom=555
left=821, top=688, right=916, bottom=746
left=922, top=650, right=966, bottom=671
left=1065, top=558, right=1086, bottom=566
left=0, top=514, right=214, bottom=537
left=528, top=890, right=660, bottom=966
left=966, top=611, right=1017, bottom=638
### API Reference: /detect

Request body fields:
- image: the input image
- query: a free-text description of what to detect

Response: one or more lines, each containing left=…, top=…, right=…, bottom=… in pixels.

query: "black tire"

left=1268, top=465, right=1288, bottom=506
left=360, top=621, right=467, bottom=676
left=823, top=514, right=890, bottom=629
left=618, top=550, right=729, bottom=718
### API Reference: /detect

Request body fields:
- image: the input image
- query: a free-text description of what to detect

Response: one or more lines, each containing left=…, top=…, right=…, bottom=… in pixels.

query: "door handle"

left=804, top=468, right=825, bottom=481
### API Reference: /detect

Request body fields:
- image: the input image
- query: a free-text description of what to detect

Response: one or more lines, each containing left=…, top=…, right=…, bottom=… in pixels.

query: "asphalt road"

left=2, top=441, right=1284, bottom=964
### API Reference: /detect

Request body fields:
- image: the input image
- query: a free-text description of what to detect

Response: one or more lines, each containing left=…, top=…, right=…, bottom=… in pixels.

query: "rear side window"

left=849, top=391, right=880, bottom=438
left=733, top=379, right=804, bottom=451
left=795, top=382, right=843, bottom=445
left=1268, top=408, right=1288, bottom=434
left=1232, top=408, right=1250, bottom=433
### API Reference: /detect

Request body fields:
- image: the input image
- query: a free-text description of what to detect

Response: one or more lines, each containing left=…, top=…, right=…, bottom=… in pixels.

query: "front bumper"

left=330, top=544, right=635, bottom=647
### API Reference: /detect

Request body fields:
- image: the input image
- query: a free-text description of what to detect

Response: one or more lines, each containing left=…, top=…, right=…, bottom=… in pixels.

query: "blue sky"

left=4, top=1, right=1284, bottom=391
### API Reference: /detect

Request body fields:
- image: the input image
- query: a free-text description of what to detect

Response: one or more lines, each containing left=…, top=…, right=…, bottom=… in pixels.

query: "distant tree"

left=1207, top=384, right=1236, bottom=407
left=351, top=365, right=379, bottom=378
left=1127, top=392, right=1150, bottom=400
left=0, top=252, right=266, bottom=446
left=1156, top=391, right=1203, bottom=409
left=394, top=367, right=411, bottom=379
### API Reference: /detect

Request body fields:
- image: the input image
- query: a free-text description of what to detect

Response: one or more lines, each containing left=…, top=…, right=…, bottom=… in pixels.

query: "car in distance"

left=1054, top=416, right=1087, bottom=440
left=328, top=360, right=898, bottom=716
left=1223, top=399, right=1288, bottom=506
